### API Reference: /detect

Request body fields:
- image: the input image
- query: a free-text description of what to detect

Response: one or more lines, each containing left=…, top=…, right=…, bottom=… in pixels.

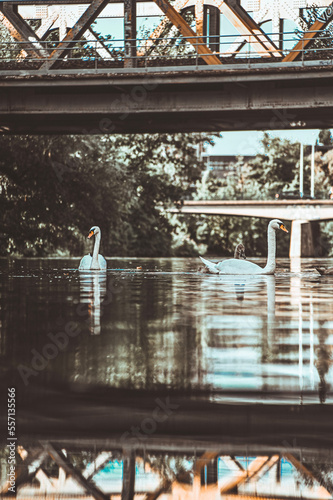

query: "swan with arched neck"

left=79, top=226, right=107, bottom=271
left=199, top=219, right=288, bottom=275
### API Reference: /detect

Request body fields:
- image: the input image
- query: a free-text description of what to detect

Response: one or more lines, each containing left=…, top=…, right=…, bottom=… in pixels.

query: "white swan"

left=198, top=243, right=246, bottom=273
left=79, top=226, right=107, bottom=271
left=199, top=219, right=288, bottom=275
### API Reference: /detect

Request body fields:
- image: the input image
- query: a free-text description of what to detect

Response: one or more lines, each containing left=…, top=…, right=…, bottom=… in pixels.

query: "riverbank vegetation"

left=0, top=130, right=333, bottom=257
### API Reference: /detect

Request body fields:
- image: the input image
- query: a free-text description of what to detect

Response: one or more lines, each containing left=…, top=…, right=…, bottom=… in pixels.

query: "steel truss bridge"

left=0, top=0, right=333, bottom=133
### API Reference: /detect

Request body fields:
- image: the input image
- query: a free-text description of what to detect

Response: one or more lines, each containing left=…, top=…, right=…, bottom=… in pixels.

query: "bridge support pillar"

left=289, top=220, right=315, bottom=258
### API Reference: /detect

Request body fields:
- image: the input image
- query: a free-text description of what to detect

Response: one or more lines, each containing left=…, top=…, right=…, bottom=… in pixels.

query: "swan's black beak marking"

left=280, top=224, right=288, bottom=233
left=87, top=230, right=94, bottom=239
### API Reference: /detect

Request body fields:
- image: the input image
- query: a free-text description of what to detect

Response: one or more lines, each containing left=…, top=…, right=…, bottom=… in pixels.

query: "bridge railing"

left=0, top=30, right=332, bottom=72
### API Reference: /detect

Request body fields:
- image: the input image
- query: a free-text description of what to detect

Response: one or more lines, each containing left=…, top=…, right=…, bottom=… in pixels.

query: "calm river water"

left=0, top=257, right=333, bottom=498
left=1, top=256, right=332, bottom=403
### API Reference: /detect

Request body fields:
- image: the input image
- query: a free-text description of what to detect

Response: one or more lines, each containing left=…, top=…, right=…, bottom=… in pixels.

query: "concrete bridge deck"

left=176, top=199, right=333, bottom=221
left=174, top=199, right=333, bottom=257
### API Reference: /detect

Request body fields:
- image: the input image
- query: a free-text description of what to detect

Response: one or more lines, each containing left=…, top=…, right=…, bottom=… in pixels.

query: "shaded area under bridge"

left=1, top=65, right=333, bottom=134
left=174, top=199, right=333, bottom=257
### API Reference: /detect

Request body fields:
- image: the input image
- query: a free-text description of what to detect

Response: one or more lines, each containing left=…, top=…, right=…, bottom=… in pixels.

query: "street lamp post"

left=300, top=143, right=304, bottom=198
left=310, top=144, right=315, bottom=199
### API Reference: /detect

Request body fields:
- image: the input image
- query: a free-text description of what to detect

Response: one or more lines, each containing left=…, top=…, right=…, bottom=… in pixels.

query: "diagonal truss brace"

left=212, top=0, right=282, bottom=58
left=40, top=0, right=109, bottom=71
left=0, top=3, right=49, bottom=59
left=220, top=456, right=271, bottom=493
left=283, top=453, right=331, bottom=497
left=283, top=3, right=333, bottom=62
left=42, top=443, right=109, bottom=500
left=18, top=10, right=59, bottom=60
left=138, top=0, right=190, bottom=56
left=153, top=0, right=221, bottom=65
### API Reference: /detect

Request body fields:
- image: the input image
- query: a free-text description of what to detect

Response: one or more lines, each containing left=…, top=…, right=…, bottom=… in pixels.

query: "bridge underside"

left=1, top=66, right=333, bottom=134
left=2, top=108, right=333, bottom=134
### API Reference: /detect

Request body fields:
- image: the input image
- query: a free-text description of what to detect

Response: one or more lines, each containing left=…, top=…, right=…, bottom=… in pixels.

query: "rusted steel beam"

left=0, top=4, right=48, bottom=59
left=18, top=11, right=59, bottom=60
left=40, top=0, right=109, bottom=71
left=138, top=0, right=190, bottom=56
left=153, top=0, right=221, bottom=65
left=283, top=4, right=333, bottom=62
left=212, top=0, right=281, bottom=58
left=124, top=0, right=136, bottom=67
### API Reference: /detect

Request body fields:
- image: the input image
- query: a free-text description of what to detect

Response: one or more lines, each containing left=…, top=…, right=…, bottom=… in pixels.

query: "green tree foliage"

left=0, top=133, right=215, bottom=256
left=319, top=129, right=333, bottom=146
left=0, top=23, right=20, bottom=63
left=247, top=133, right=300, bottom=196
left=315, top=129, right=333, bottom=197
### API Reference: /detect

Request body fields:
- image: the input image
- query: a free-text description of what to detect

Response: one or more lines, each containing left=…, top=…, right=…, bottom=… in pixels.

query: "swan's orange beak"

left=280, top=224, right=288, bottom=233
left=87, top=230, right=94, bottom=239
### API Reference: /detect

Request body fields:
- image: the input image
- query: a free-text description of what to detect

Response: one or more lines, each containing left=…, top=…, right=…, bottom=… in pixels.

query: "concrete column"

left=289, top=220, right=315, bottom=258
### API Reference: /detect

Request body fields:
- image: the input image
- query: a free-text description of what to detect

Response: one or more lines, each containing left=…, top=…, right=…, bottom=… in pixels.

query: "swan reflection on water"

left=198, top=271, right=333, bottom=403
left=79, top=271, right=107, bottom=335
left=200, top=274, right=275, bottom=314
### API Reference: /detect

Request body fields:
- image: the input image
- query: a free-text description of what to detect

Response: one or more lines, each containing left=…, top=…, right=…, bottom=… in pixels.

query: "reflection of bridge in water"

left=0, top=0, right=333, bottom=133
left=1, top=432, right=333, bottom=498
left=175, top=199, right=333, bottom=257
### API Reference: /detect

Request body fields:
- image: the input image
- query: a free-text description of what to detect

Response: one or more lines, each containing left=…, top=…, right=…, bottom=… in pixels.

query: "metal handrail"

left=0, top=29, right=332, bottom=71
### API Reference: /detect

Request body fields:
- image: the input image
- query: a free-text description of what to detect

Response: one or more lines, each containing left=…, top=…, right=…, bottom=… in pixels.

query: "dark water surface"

left=1, top=257, right=332, bottom=402
left=0, top=257, right=333, bottom=498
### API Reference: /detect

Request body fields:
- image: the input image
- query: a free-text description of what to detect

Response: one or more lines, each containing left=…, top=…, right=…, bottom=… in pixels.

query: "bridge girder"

left=0, top=66, right=333, bottom=134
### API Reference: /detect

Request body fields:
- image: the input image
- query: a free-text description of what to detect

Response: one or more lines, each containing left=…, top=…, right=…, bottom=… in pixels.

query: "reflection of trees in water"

left=315, top=328, right=332, bottom=404
left=64, top=273, right=203, bottom=391
left=296, top=460, right=333, bottom=496
left=147, top=454, right=193, bottom=485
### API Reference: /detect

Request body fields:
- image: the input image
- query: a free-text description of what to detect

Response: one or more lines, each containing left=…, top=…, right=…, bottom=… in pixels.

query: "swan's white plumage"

left=78, top=226, right=107, bottom=271
left=199, top=219, right=288, bottom=275
left=79, top=254, right=107, bottom=271
left=217, top=258, right=267, bottom=275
